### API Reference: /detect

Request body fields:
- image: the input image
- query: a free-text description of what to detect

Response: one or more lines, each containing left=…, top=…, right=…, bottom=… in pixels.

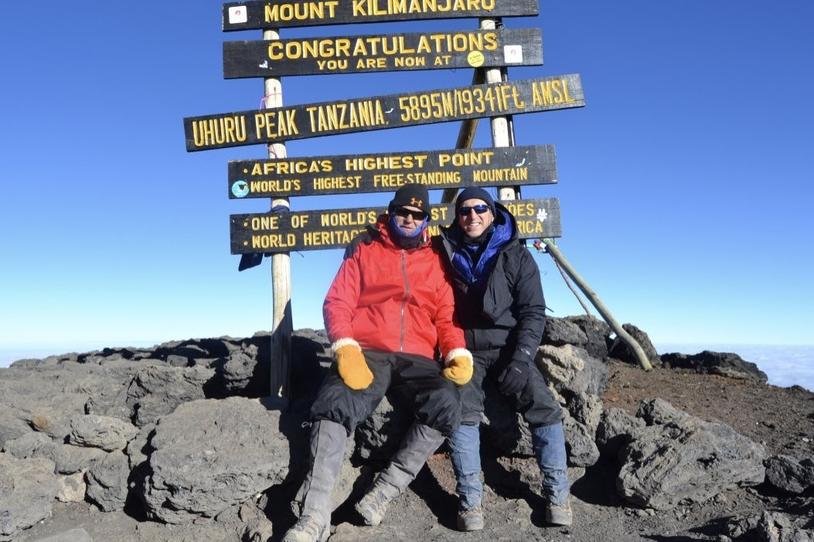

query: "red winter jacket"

left=323, top=216, right=465, bottom=361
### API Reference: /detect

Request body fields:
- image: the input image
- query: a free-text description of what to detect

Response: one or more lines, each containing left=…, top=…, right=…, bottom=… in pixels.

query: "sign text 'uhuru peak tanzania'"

left=184, top=75, right=584, bottom=151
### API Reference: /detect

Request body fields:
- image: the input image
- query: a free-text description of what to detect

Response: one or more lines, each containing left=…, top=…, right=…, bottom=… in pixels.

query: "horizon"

left=1, top=2, right=813, bottom=370
left=3, top=340, right=812, bottom=392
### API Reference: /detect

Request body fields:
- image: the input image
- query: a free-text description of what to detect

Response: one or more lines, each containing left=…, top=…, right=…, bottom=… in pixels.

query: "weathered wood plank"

left=228, top=145, right=556, bottom=199
left=184, top=74, right=584, bottom=151
left=230, top=198, right=561, bottom=253
left=222, top=0, right=540, bottom=31
left=223, top=28, right=542, bottom=78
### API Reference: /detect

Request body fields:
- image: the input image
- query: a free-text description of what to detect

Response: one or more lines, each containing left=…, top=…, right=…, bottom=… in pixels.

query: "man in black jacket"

left=437, top=187, right=571, bottom=531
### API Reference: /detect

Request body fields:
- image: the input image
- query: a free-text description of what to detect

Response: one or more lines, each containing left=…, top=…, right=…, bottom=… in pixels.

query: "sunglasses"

left=394, top=207, right=428, bottom=221
left=458, top=204, right=491, bottom=216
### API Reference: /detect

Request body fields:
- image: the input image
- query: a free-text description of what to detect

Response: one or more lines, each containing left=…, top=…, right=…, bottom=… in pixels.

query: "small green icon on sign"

left=232, top=180, right=249, bottom=198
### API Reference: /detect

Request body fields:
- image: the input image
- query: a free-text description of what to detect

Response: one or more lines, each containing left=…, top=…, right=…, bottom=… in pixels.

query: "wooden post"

left=539, top=239, right=653, bottom=371
left=441, top=17, right=512, bottom=205
left=480, top=18, right=518, bottom=202
left=263, top=28, right=292, bottom=404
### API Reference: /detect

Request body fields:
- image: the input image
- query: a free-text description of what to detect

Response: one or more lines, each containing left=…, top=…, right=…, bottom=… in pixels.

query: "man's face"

left=393, top=205, right=427, bottom=234
left=457, top=198, right=494, bottom=238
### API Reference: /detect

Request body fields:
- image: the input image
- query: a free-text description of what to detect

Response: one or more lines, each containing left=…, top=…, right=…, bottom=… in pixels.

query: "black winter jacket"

left=436, top=203, right=546, bottom=364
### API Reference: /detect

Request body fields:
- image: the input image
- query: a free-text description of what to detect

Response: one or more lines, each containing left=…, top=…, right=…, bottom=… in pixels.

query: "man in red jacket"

left=284, top=184, right=474, bottom=542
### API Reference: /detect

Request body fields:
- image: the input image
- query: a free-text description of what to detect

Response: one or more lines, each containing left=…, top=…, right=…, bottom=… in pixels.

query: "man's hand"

left=443, top=348, right=474, bottom=386
left=498, top=359, right=531, bottom=396
left=333, top=339, right=373, bottom=390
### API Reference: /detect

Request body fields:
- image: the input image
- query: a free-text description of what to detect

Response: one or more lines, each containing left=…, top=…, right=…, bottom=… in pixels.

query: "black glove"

left=498, top=359, right=531, bottom=396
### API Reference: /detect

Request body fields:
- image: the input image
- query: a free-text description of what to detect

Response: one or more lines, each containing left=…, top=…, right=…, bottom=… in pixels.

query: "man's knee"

left=419, top=382, right=461, bottom=435
left=460, top=387, right=485, bottom=425
left=310, top=375, right=380, bottom=433
left=519, top=377, right=563, bottom=426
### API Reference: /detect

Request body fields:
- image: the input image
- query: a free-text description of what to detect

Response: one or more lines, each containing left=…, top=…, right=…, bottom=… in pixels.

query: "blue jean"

left=449, top=421, right=570, bottom=510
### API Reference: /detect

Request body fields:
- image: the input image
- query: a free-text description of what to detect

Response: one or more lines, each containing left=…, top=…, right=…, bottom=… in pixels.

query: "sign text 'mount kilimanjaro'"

left=223, top=28, right=542, bottom=78
left=230, top=198, right=561, bottom=253
left=228, top=145, right=556, bottom=199
left=184, top=74, right=584, bottom=151
left=223, top=0, right=539, bottom=31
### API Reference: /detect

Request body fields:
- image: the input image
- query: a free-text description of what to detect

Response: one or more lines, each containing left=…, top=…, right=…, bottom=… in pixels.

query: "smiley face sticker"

left=467, top=51, right=485, bottom=68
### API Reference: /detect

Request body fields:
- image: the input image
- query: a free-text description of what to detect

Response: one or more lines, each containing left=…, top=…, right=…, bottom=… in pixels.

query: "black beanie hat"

left=455, top=187, right=496, bottom=215
left=388, top=184, right=430, bottom=215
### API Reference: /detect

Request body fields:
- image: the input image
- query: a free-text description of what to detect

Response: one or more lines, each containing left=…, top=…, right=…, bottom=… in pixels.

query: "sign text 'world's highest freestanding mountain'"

left=184, top=75, right=584, bottom=151
left=228, top=145, right=557, bottom=199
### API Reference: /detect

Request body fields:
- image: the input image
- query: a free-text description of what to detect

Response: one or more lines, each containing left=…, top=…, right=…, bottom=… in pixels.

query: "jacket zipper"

left=399, top=249, right=409, bottom=352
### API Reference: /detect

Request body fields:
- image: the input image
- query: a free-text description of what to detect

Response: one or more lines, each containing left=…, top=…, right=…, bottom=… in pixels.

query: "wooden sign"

left=185, top=74, right=584, bottom=151
left=222, top=0, right=540, bottom=31
left=230, top=198, right=561, bottom=253
left=228, top=145, right=556, bottom=199
left=223, top=28, right=542, bottom=78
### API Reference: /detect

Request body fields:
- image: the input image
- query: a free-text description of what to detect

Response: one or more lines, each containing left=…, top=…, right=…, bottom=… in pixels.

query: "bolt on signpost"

left=186, top=0, right=640, bottom=403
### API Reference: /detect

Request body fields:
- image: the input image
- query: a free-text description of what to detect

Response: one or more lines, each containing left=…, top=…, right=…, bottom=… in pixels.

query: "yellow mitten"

left=443, top=348, right=474, bottom=386
left=332, top=339, right=373, bottom=390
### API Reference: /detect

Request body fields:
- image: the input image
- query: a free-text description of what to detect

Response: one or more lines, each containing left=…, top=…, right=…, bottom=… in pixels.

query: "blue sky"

left=1, top=0, right=812, bottom=359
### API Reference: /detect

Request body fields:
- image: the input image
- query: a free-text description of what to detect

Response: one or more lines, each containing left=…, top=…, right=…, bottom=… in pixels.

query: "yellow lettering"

left=532, top=81, right=554, bottom=106
left=251, top=233, right=296, bottom=249
left=191, top=116, right=247, bottom=148
left=249, top=179, right=302, bottom=194
left=250, top=215, right=280, bottom=231
left=265, top=1, right=339, bottom=23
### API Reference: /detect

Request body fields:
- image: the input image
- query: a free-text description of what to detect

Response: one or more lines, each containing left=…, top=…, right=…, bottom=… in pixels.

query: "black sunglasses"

left=458, top=204, right=491, bottom=216
left=394, top=207, right=428, bottom=221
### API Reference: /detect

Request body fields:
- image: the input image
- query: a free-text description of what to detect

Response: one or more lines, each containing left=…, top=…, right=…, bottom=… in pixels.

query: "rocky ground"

left=2, top=318, right=812, bottom=542
left=605, top=361, right=814, bottom=460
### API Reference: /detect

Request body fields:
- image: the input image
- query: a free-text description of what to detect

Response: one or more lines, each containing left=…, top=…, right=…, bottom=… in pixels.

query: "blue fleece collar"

left=451, top=207, right=514, bottom=286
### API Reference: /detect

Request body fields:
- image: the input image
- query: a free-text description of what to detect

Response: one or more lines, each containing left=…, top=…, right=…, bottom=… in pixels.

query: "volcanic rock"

left=764, top=454, right=814, bottom=494
left=0, top=455, right=59, bottom=541
left=86, top=451, right=130, bottom=512
left=661, top=350, right=768, bottom=382
left=565, top=315, right=611, bottom=359
left=607, top=323, right=661, bottom=367
left=67, top=414, right=138, bottom=452
left=615, top=398, right=767, bottom=509
left=142, top=397, right=288, bottom=524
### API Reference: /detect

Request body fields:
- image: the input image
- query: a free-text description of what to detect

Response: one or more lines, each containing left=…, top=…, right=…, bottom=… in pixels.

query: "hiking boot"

left=545, top=498, right=573, bottom=526
left=456, top=505, right=484, bottom=531
left=282, top=514, right=329, bottom=542
left=355, top=477, right=400, bottom=526
left=287, top=420, right=347, bottom=541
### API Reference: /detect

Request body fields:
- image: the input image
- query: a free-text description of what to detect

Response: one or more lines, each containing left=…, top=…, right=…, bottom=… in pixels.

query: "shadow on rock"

left=571, top=457, right=624, bottom=507
left=330, top=465, right=376, bottom=527
left=409, top=464, right=460, bottom=530
left=479, top=450, right=547, bottom=527
left=646, top=536, right=707, bottom=542
left=259, top=396, right=312, bottom=541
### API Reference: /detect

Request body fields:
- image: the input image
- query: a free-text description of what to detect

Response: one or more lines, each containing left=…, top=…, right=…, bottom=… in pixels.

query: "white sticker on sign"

left=504, top=45, right=523, bottom=64
left=228, top=6, right=248, bottom=24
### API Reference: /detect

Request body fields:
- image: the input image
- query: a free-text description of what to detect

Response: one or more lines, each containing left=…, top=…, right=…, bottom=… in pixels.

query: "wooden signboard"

left=223, top=28, right=542, bottom=78
left=228, top=145, right=556, bottom=199
left=230, top=198, right=561, bottom=253
left=185, top=74, right=584, bottom=151
left=222, top=0, right=540, bottom=31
